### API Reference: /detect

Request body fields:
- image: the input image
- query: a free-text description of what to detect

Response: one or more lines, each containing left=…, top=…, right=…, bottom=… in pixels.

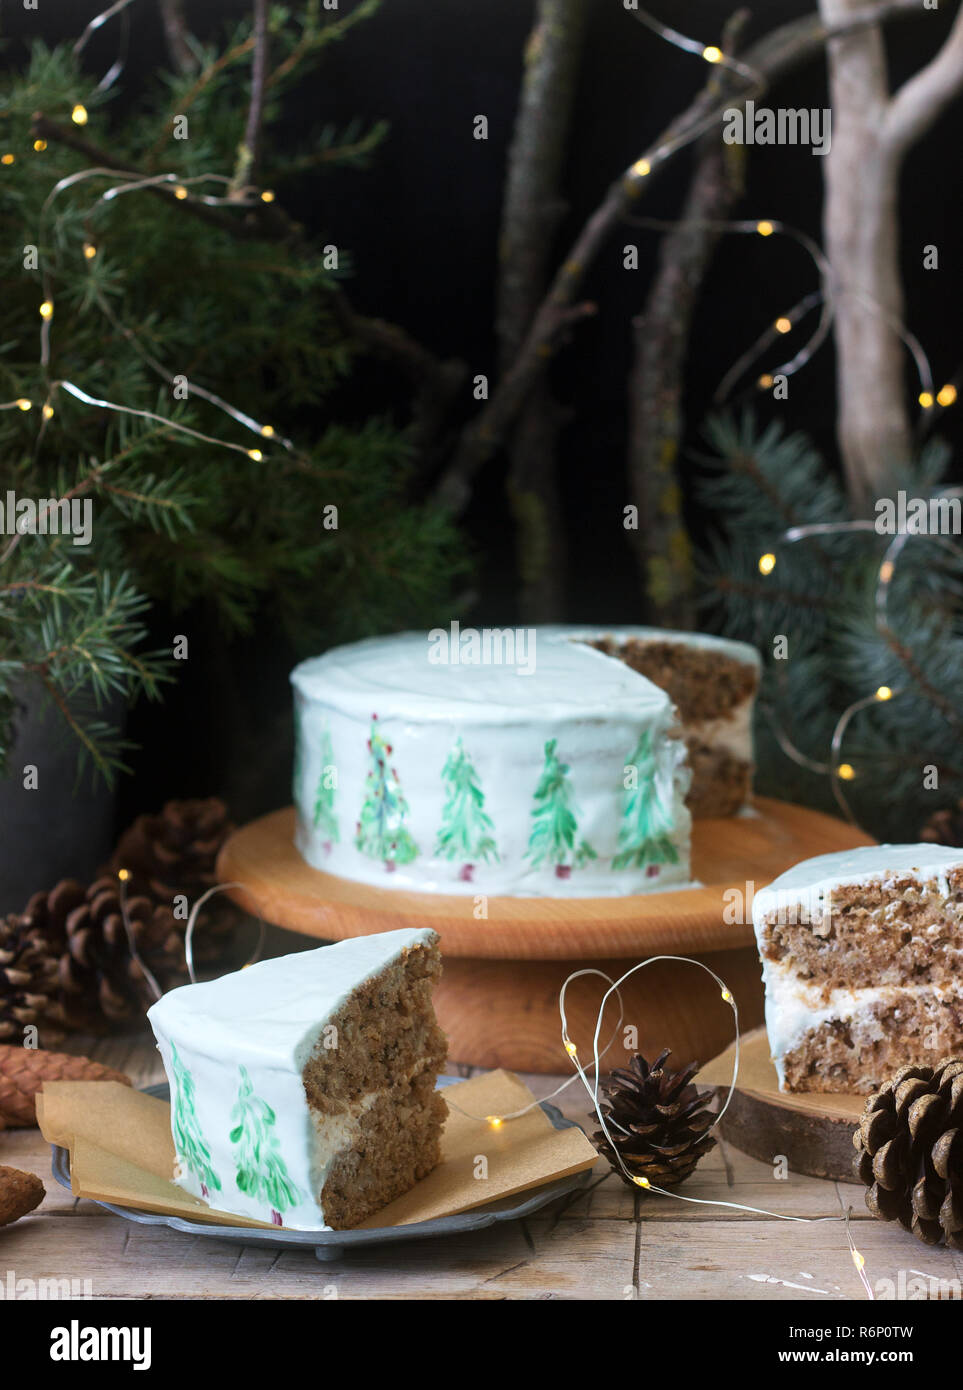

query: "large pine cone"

left=0, top=911, right=65, bottom=1046
left=853, top=1058, right=963, bottom=1248
left=108, top=798, right=239, bottom=965
left=7, top=878, right=185, bottom=1037
left=593, top=1048, right=716, bottom=1190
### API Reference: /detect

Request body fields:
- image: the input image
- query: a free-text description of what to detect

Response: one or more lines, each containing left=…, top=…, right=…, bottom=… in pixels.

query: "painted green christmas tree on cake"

left=355, top=715, right=418, bottom=871
left=169, top=1044, right=221, bottom=1198
left=434, top=737, right=498, bottom=882
left=525, top=739, right=597, bottom=879
left=613, top=730, right=680, bottom=876
left=229, top=1066, right=302, bottom=1226
left=312, top=720, right=339, bottom=849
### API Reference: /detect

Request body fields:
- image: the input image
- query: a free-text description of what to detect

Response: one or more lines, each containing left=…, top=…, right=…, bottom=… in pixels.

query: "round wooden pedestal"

left=217, top=800, right=874, bottom=1073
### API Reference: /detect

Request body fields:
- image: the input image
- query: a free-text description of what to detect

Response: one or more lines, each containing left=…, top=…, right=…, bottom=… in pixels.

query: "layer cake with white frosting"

left=752, top=845, right=963, bottom=1093
left=147, top=927, right=447, bottom=1230
left=291, top=627, right=711, bottom=896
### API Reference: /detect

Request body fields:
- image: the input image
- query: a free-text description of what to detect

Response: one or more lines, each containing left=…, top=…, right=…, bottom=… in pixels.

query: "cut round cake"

left=147, top=927, right=447, bottom=1230
left=752, top=845, right=963, bottom=1094
left=291, top=628, right=695, bottom=896
left=290, top=626, right=759, bottom=897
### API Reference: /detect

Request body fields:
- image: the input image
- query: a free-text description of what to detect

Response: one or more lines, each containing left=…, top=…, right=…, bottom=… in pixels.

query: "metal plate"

left=50, top=1077, right=592, bottom=1262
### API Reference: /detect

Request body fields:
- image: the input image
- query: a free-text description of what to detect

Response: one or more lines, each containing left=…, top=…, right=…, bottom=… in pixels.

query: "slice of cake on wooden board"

left=147, top=927, right=447, bottom=1230
left=752, top=845, right=963, bottom=1094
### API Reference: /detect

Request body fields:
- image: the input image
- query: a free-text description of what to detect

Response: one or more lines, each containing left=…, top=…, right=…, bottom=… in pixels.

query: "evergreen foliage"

left=0, top=5, right=465, bottom=784
left=525, top=738, right=596, bottom=877
left=695, top=411, right=963, bottom=840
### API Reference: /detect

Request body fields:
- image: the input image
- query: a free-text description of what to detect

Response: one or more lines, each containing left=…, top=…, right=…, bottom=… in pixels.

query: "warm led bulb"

left=1, top=153, right=14, bottom=166
left=16, top=398, right=32, bottom=412
left=758, top=373, right=774, bottom=389
left=42, top=404, right=54, bottom=420
left=39, top=300, right=53, bottom=320
left=633, top=1176, right=651, bottom=1188
left=564, top=1039, right=577, bottom=1056
left=838, top=763, right=856, bottom=782
left=83, top=242, right=97, bottom=260
left=260, top=425, right=275, bottom=438
left=174, top=185, right=188, bottom=200
left=117, top=868, right=131, bottom=882
left=721, top=988, right=733, bottom=1004
left=71, top=104, right=88, bottom=126
left=758, top=552, right=776, bottom=575
left=487, top=1115, right=503, bottom=1130
left=879, top=560, right=895, bottom=583
left=918, top=391, right=934, bottom=409
left=33, top=139, right=47, bottom=152
left=852, top=1250, right=865, bottom=1272
left=875, top=685, right=893, bottom=701
left=247, top=448, right=263, bottom=461
left=631, top=158, right=651, bottom=178
left=937, top=384, right=958, bottom=407
left=260, top=189, right=276, bottom=203
left=756, top=220, right=774, bottom=237
left=774, top=316, right=792, bottom=334
left=702, top=45, right=723, bottom=63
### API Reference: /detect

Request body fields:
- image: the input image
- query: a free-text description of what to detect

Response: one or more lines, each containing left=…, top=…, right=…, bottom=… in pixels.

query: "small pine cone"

left=593, top=1048, right=716, bottom=1190
left=920, top=799, right=963, bottom=849
left=0, top=1166, right=45, bottom=1226
left=0, top=1044, right=132, bottom=1128
left=853, top=1058, right=963, bottom=1248
left=108, top=798, right=240, bottom=966
left=0, top=910, right=66, bottom=1047
left=20, top=877, right=185, bottom=1034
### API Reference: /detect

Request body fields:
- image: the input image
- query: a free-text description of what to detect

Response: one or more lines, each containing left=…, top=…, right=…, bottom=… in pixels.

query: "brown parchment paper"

left=38, top=1069, right=599, bottom=1231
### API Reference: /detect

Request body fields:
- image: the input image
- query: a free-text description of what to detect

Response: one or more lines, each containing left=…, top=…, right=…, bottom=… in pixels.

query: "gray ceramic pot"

left=0, top=678, right=123, bottom=913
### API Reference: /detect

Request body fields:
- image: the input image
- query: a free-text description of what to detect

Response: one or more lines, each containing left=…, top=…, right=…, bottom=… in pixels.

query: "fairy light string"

left=757, top=491, right=963, bottom=819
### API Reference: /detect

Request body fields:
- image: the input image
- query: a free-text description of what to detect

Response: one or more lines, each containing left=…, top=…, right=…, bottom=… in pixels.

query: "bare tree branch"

left=626, top=10, right=749, bottom=629
left=239, top=0, right=270, bottom=187
left=157, top=0, right=197, bottom=75
left=497, top=0, right=590, bottom=621
left=883, top=1, right=963, bottom=159
left=431, top=0, right=926, bottom=517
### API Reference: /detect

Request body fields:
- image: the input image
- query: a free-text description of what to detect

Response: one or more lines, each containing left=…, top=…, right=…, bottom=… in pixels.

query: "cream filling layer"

left=762, top=959, right=960, bottom=1086
left=306, top=1059, right=437, bottom=1221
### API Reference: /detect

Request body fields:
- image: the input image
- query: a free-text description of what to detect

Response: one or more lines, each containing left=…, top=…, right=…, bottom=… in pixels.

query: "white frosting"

left=751, top=844, right=963, bottom=928
left=147, top=928, right=436, bottom=1230
left=751, top=845, right=963, bottom=1086
left=291, top=630, right=694, bottom=896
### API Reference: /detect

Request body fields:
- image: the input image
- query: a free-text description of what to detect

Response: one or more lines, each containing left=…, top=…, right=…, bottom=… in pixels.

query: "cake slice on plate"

left=752, top=845, right=963, bottom=1094
left=147, top=927, right=447, bottom=1229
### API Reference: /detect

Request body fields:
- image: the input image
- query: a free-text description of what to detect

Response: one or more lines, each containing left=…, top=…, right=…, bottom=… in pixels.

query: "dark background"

left=3, top=0, right=961, bottom=828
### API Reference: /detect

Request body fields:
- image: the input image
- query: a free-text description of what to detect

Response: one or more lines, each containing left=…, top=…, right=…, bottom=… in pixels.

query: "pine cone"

left=0, top=908, right=66, bottom=1047
left=853, top=1058, right=963, bottom=1248
left=0, top=1166, right=45, bottom=1226
left=0, top=1044, right=132, bottom=1128
left=593, top=1048, right=716, bottom=1190
left=921, top=799, right=963, bottom=849
left=108, top=798, right=240, bottom=966
left=9, top=877, right=185, bottom=1036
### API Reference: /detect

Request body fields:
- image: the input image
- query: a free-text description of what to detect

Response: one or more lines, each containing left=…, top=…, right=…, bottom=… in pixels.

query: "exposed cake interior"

left=758, top=866, right=963, bottom=1093
left=587, top=635, right=758, bottom=817
left=302, top=935, right=448, bottom=1228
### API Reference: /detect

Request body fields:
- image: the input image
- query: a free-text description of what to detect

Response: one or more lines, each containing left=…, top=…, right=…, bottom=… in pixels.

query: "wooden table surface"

left=4, top=1032, right=962, bottom=1301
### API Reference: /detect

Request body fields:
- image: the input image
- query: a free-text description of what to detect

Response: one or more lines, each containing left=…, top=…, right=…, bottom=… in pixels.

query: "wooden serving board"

left=215, top=800, right=874, bottom=1072
left=216, top=799, right=874, bottom=960
left=697, top=1028, right=865, bottom=1181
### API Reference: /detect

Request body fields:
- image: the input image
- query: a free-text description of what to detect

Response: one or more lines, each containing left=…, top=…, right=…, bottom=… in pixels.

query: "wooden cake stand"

left=217, top=800, right=874, bottom=1073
